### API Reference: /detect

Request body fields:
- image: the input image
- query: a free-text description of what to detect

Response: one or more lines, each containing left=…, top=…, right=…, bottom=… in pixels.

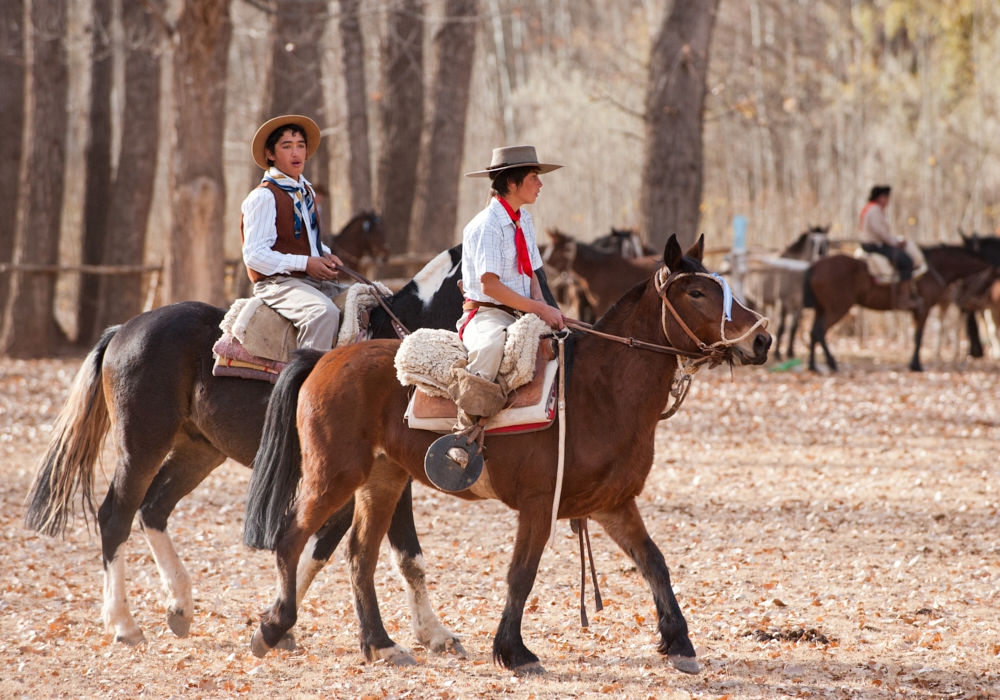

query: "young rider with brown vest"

left=241, top=115, right=348, bottom=351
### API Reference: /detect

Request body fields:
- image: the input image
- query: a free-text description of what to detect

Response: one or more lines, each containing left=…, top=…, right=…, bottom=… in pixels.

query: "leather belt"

left=462, top=300, right=521, bottom=317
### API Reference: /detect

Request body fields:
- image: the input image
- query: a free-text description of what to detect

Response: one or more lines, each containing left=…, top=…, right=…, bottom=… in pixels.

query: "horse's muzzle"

left=733, top=331, right=771, bottom=365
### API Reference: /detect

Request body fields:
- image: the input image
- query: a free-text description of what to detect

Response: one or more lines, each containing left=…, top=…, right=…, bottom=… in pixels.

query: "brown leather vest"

left=240, top=181, right=321, bottom=283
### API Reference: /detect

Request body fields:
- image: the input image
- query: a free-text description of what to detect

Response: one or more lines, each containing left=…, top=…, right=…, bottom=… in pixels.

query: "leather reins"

left=335, top=265, right=411, bottom=339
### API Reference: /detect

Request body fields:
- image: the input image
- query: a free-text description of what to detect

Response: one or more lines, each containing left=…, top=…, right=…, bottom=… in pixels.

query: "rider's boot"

left=896, top=280, right=923, bottom=313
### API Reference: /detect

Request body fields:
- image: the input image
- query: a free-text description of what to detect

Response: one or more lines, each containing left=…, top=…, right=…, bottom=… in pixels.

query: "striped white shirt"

left=241, top=169, right=331, bottom=277
left=462, top=198, right=543, bottom=304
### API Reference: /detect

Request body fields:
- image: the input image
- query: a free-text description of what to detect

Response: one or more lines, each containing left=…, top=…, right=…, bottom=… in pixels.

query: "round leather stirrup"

left=424, top=434, right=484, bottom=492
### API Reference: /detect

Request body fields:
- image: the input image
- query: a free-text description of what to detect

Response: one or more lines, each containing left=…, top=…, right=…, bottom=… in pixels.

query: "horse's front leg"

left=386, top=479, right=466, bottom=657
left=909, top=306, right=930, bottom=372
left=493, top=507, right=551, bottom=675
left=592, top=499, right=699, bottom=675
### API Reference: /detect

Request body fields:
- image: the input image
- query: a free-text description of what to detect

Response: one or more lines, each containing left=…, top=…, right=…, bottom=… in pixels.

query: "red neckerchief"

left=495, top=196, right=533, bottom=278
left=859, top=201, right=877, bottom=231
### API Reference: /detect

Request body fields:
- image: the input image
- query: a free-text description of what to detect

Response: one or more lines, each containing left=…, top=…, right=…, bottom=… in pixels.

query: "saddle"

left=395, top=314, right=558, bottom=435
left=854, top=240, right=928, bottom=285
left=212, top=282, right=391, bottom=383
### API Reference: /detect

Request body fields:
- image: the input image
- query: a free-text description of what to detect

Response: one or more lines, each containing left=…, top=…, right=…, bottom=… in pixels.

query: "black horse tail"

left=243, top=349, right=325, bottom=551
left=802, top=266, right=816, bottom=309
left=24, top=325, right=120, bottom=537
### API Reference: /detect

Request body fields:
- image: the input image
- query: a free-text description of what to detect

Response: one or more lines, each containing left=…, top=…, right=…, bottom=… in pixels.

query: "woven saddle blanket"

left=394, top=314, right=558, bottom=435
left=212, top=282, right=391, bottom=383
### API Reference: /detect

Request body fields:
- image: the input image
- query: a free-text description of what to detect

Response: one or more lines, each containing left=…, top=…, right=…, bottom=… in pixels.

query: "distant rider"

left=859, top=185, right=919, bottom=311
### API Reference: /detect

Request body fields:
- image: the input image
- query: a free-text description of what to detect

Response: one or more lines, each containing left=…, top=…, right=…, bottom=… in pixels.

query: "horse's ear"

left=685, top=234, right=705, bottom=262
left=663, top=234, right=683, bottom=271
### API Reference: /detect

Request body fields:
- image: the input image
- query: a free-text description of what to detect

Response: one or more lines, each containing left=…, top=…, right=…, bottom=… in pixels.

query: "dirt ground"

left=1, top=337, right=998, bottom=699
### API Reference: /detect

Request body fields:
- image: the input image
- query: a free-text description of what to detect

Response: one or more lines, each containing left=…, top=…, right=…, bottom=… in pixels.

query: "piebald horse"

left=244, top=235, right=771, bottom=674
left=25, top=245, right=556, bottom=651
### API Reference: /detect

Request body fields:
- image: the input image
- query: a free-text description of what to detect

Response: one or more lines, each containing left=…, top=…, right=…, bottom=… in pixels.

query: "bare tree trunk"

left=166, top=0, right=231, bottom=306
left=376, top=0, right=424, bottom=256
left=339, top=0, right=373, bottom=213
left=268, top=0, right=328, bottom=229
left=410, top=0, right=477, bottom=254
left=77, top=0, right=113, bottom=345
left=639, top=0, right=720, bottom=251
left=92, top=0, right=162, bottom=334
left=0, top=0, right=24, bottom=315
left=1, top=0, right=69, bottom=357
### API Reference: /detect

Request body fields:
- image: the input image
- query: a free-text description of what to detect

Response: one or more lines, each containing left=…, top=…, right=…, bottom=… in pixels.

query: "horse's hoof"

left=669, top=655, right=701, bottom=675
left=275, top=632, right=297, bottom=651
left=373, top=645, right=418, bottom=666
left=250, top=628, right=272, bottom=658
left=513, top=661, right=547, bottom=677
left=114, top=629, right=146, bottom=647
left=167, top=610, right=191, bottom=638
left=442, top=637, right=468, bottom=659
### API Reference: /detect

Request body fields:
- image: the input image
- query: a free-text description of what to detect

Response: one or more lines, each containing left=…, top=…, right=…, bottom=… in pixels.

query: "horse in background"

left=590, top=227, right=656, bottom=258
left=805, top=245, right=997, bottom=372
left=751, top=225, right=830, bottom=360
left=323, top=211, right=390, bottom=279
left=960, top=232, right=1000, bottom=358
left=544, top=228, right=661, bottom=322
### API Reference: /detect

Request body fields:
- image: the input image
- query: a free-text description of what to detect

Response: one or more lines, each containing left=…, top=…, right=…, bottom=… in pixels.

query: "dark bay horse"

left=544, top=228, right=661, bottom=322
left=961, top=233, right=1000, bottom=358
left=590, top=227, right=655, bottom=258
left=805, top=246, right=996, bottom=372
left=25, top=245, right=557, bottom=649
left=243, top=235, right=771, bottom=674
left=322, top=211, right=390, bottom=274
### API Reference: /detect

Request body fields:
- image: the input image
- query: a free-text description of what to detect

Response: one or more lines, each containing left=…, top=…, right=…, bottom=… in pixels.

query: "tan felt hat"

left=251, top=115, right=321, bottom=171
left=465, top=145, right=564, bottom=178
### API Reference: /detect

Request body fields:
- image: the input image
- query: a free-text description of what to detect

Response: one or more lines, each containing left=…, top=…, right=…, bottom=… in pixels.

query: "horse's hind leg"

left=348, top=457, right=417, bottom=665
left=253, top=455, right=370, bottom=657
left=592, top=499, right=699, bottom=675
left=99, top=442, right=173, bottom=645
left=295, top=495, right=356, bottom=607
left=137, top=436, right=226, bottom=637
left=774, top=311, right=786, bottom=361
left=386, top=479, right=466, bottom=656
left=787, top=310, right=801, bottom=358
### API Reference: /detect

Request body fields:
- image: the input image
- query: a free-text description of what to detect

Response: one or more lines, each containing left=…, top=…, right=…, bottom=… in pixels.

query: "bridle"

left=564, top=265, right=768, bottom=420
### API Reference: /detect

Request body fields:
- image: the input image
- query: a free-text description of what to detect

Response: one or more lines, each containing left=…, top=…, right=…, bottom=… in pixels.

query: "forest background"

left=0, top=0, right=997, bottom=355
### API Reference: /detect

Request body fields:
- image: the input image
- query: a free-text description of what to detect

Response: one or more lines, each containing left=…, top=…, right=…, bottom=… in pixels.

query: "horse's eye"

left=689, top=290, right=705, bottom=299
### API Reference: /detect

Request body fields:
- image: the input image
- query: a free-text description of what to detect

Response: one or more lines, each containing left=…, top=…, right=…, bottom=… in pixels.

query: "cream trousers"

left=458, top=307, right=516, bottom=381
left=253, top=275, right=348, bottom=352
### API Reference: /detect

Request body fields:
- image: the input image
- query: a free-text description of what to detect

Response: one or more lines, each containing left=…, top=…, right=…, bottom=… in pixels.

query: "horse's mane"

left=782, top=232, right=810, bottom=256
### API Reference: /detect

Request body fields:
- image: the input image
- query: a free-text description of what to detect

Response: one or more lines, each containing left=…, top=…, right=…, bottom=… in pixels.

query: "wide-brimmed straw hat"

left=465, top=145, right=563, bottom=178
left=251, top=115, right=321, bottom=171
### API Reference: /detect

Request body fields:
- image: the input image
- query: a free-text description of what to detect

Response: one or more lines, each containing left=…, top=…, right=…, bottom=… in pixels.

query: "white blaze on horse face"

left=295, top=533, right=328, bottom=606
left=102, top=547, right=145, bottom=645
left=143, top=527, right=194, bottom=624
left=414, top=250, right=460, bottom=307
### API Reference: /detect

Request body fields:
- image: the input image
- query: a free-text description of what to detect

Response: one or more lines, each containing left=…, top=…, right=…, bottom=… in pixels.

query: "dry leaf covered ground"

left=1, top=339, right=998, bottom=699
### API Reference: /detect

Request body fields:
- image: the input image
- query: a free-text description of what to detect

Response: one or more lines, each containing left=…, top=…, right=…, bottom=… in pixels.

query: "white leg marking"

left=392, top=551, right=465, bottom=656
left=295, top=534, right=329, bottom=606
left=370, top=642, right=417, bottom=666
left=143, top=526, right=194, bottom=629
left=102, top=546, right=145, bottom=645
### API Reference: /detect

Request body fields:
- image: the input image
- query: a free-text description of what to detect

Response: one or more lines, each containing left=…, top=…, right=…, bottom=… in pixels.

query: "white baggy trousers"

left=458, top=307, right=516, bottom=381
left=253, top=275, right=348, bottom=351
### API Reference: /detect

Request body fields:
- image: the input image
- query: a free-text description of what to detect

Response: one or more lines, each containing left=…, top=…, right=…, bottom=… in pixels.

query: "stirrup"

left=424, top=419, right=487, bottom=492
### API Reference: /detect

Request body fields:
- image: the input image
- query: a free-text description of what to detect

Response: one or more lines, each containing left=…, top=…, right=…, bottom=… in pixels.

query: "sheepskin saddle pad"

left=853, top=240, right=928, bottom=285
left=212, top=282, right=391, bottom=383
left=394, top=313, right=559, bottom=435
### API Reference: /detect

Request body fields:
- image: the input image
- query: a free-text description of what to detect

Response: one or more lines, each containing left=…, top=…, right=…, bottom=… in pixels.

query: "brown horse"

left=323, top=211, right=390, bottom=275
left=805, top=245, right=997, bottom=372
left=243, top=235, right=771, bottom=674
left=544, top=228, right=661, bottom=322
